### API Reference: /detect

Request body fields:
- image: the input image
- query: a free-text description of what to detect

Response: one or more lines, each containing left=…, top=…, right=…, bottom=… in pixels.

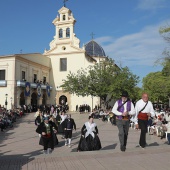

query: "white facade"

left=0, top=54, right=51, bottom=110
left=0, top=6, right=107, bottom=111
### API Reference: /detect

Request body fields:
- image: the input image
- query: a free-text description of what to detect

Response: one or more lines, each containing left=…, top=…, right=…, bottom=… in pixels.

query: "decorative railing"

left=0, top=80, right=7, bottom=87
left=16, top=80, right=52, bottom=90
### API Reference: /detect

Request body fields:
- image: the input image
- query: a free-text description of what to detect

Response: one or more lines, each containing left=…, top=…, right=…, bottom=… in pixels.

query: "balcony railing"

left=0, top=80, right=7, bottom=87
left=17, top=80, right=25, bottom=87
left=17, top=80, right=52, bottom=90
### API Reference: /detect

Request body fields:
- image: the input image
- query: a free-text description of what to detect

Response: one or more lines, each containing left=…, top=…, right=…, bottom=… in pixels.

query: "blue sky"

left=0, top=0, right=170, bottom=87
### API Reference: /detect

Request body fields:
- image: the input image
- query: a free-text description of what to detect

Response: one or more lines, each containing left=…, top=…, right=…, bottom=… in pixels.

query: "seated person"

left=0, top=116, right=5, bottom=132
left=99, top=109, right=104, bottom=119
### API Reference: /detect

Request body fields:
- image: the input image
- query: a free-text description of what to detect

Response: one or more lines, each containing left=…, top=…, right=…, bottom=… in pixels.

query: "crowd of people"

left=0, top=105, right=25, bottom=132
left=77, top=104, right=91, bottom=113
left=34, top=90, right=170, bottom=155
left=88, top=91, right=170, bottom=151
left=34, top=104, right=102, bottom=154
left=2, top=91, right=170, bottom=155
left=146, top=112, right=170, bottom=139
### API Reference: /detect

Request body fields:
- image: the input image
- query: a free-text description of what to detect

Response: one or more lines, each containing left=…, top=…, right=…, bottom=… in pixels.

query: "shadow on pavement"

left=0, top=149, right=43, bottom=170
left=101, top=143, right=117, bottom=150
left=148, top=142, right=159, bottom=146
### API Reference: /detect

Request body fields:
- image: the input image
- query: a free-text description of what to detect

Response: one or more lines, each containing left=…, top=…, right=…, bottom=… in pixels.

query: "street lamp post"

left=10, top=97, right=13, bottom=109
left=5, top=94, right=8, bottom=109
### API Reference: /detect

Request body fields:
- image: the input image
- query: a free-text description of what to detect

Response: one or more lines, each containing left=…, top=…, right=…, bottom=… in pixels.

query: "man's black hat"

left=121, top=91, right=129, bottom=97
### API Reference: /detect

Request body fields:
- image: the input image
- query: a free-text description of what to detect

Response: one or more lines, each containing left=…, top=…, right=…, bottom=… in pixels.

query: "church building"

left=0, top=5, right=108, bottom=111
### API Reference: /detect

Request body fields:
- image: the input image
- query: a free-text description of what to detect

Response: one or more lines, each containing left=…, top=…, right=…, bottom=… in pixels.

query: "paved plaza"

left=0, top=112, right=170, bottom=170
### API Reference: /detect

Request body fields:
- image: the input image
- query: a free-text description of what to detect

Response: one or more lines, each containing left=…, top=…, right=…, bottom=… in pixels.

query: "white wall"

left=0, top=56, right=15, bottom=110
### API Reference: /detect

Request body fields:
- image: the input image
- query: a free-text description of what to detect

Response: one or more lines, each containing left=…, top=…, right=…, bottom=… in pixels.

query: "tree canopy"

left=159, top=25, right=170, bottom=59
left=61, top=58, right=139, bottom=106
left=159, top=25, right=170, bottom=42
left=142, top=71, right=170, bottom=103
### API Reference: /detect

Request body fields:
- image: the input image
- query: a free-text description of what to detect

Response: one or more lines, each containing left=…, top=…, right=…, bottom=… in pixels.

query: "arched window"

left=59, top=29, right=63, bottom=38
left=66, top=28, right=70, bottom=38
left=63, top=15, right=66, bottom=21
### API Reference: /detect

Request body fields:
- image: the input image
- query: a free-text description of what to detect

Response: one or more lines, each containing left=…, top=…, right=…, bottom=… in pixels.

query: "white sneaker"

left=68, top=145, right=71, bottom=148
left=47, top=148, right=51, bottom=154
left=43, top=150, right=47, bottom=154
left=65, top=143, right=68, bottom=146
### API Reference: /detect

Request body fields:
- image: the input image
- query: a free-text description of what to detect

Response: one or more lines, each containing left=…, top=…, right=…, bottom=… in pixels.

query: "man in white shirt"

left=112, top=91, right=135, bottom=152
left=134, top=93, right=155, bottom=149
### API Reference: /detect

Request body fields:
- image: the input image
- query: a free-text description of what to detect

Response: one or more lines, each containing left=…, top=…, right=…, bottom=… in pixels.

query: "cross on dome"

left=90, top=32, right=95, bottom=40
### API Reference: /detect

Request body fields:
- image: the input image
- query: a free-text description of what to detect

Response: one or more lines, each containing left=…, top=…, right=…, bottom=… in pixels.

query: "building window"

left=22, top=71, right=26, bottom=81
left=34, top=74, right=37, bottom=83
left=63, top=15, right=66, bottom=21
left=59, top=29, right=63, bottom=38
left=0, top=70, right=5, bottom=80
left=43, top=77, right=46, bottom=85
left=60, top=58, right=67, bottom=71
left=66, top=28, right=70, bottom=38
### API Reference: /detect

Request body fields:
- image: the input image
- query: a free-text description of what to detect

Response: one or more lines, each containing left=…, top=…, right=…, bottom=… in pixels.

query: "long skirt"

left=77, top=134, right=102, bottom=151
left=57, top=122, right=65, bottom=134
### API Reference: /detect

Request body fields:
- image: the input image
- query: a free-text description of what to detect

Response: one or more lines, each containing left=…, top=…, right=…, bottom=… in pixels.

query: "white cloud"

left=137, top=0, right=166, bottom=10
left=95, top=21, right=169, bottom=68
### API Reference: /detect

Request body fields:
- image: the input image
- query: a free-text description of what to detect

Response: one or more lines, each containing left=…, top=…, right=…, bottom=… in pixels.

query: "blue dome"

left=85, top=40, right=106, bottom=57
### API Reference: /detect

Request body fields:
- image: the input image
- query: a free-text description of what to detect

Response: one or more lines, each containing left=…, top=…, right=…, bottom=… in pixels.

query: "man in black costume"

left=36, top=116, right=57, bottom=154
left=64, top=114, right=76, bottom=147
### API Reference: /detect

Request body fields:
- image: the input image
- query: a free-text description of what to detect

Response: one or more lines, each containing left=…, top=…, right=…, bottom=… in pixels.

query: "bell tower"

left=48, top=6, right=80, bottom=51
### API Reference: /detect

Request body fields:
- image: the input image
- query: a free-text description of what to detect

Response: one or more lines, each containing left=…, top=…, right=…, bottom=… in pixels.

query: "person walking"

left=112, top=91, right=135, bottom=152
left=35, top=111, right=44, bottom=137
left=134, top=93, right=155, bottom=149
left=64, top=114, right=76, bottom=148
left=77, top=115, right=102, bottom=151
left=36, top=116, right=57, bottom=154
left=58, top=111, right=67, bottom=138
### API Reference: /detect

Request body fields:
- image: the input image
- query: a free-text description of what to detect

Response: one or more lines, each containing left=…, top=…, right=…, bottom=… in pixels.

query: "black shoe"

left=120, top=145, right=126, bottom=152
left=161, top=135, right=165, bottom=139
left=139, top=145, right=145, bottom=149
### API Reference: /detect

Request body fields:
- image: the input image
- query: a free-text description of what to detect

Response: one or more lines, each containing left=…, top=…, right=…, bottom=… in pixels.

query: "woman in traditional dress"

left=77, top=115, right=102, bottom=151
left=49, top=115, right=59, bottom=146
left=35, top=112, right=44, bottom=137
left=58, top=111, right=67, bottom=138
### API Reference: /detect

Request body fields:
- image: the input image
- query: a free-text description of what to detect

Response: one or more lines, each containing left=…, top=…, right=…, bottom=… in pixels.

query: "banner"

left=25, top=82, right=30, bottom=97
left=46, top=85, right=50, bottom=97
left=37, top=83, right=41, bottom=97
